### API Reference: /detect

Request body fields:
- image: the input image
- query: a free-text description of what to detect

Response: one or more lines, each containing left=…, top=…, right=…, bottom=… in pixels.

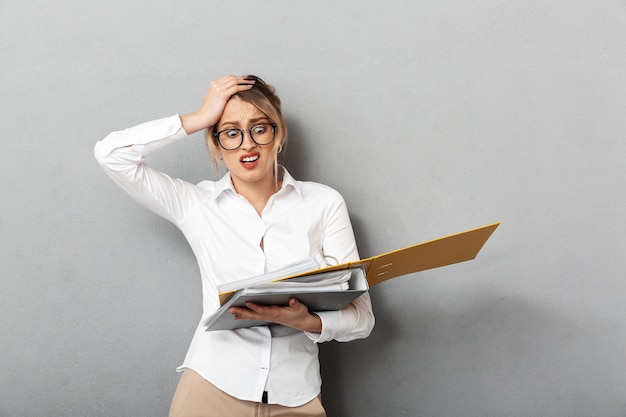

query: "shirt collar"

left=211, top=166, right=303, bottom=201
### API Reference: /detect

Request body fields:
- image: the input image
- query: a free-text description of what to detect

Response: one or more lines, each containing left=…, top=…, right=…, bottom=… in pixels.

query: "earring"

left=278, top=144, right=283, bottom=154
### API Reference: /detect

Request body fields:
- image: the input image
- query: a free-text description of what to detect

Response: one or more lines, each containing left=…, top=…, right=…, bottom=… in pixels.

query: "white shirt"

left=93, top=115, right=374, bottom=406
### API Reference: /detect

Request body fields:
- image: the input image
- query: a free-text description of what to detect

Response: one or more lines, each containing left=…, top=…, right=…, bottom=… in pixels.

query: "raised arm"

left=93, top=75, right=256, bottom=223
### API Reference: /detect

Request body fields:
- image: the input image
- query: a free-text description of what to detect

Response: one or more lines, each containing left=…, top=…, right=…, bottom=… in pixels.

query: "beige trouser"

left=169, top=369, right=327, bottom=417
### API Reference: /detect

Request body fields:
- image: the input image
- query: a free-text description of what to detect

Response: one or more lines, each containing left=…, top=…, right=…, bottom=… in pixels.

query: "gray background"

left=2, top=1, right=626, bottom=416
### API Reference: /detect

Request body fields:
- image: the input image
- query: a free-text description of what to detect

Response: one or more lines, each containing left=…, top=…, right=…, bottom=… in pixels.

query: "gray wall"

left=2, top=1, right=626, bottom=416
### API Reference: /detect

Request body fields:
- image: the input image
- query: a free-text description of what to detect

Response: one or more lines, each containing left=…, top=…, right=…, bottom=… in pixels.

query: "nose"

left=240, top=129, right=257, bottom=149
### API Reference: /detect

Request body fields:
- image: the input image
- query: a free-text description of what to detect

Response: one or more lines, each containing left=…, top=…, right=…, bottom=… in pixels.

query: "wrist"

left=299, top=313, right=322, bottom=333
left=180, top=111, right=210, bottom=135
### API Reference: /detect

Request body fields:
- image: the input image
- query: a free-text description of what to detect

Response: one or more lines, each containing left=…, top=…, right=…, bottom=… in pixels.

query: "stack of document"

left=216, top=257, right=322, bottom=297
left=204, top=267, right=369, bottom=331
left=242, top=269, right=352, bottom=294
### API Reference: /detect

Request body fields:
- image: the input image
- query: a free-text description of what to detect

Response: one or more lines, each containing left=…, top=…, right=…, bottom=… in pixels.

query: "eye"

left=252, top=124, right=267, bottom=135
left=224, top=129, right=240, bottom=138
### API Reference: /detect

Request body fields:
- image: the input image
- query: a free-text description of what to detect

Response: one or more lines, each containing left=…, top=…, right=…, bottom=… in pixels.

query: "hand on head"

left=181, top=75, right=255, bottom=135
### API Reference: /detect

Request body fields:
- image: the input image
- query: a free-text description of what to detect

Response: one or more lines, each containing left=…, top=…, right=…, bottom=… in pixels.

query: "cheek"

left=264, top=149, right=279, bottom=166
left=221, top=153, right=238, bottom=168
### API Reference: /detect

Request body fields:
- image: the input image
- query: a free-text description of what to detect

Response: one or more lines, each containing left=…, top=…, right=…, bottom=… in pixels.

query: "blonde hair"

left=206, top=75, right=288, bottom=178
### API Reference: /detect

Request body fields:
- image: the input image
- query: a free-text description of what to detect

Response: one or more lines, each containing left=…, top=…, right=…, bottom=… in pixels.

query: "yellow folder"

left=218, top=222, right=500, bottom=305
left=295, top=221, right=500, bottom=286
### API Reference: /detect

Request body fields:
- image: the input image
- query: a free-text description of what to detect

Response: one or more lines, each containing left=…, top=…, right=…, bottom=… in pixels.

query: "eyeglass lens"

left=217, top=124, right=276, bottom=150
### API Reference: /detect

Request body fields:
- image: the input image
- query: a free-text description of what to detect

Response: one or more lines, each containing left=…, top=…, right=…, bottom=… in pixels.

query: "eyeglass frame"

left=213, top=123, right=278, bottom=150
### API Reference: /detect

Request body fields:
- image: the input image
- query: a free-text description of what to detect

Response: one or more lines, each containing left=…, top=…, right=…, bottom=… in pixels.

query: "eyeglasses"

left=214, top=123, right=277, bottom=150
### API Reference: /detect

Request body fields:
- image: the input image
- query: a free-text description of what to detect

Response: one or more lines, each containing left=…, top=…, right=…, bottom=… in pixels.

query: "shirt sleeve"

left=93, top=115, right=204, bottom=225
left=305, top=191, right=375, bottom=343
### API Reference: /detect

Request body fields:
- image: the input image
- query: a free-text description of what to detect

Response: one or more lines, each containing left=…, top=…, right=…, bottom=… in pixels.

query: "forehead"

left=219, top=97, right=267, bottom=126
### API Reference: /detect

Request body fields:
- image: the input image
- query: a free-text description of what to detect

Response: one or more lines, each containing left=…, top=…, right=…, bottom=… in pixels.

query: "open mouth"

left=240, top=153, right=260, bottom=166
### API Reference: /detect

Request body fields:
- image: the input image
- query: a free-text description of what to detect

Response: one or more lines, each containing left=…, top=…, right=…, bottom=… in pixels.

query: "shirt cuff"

left=303, top=311, right=340, bottom=343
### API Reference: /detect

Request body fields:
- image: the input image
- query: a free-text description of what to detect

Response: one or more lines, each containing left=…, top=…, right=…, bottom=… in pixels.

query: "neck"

left=231, top=175, right=281, bottom=216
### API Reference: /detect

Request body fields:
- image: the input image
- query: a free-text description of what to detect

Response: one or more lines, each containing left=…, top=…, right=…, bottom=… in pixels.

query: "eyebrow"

left=219, top=117, right=271, bottom=129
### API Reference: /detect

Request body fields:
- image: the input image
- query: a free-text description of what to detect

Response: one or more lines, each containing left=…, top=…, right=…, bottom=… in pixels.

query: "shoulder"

left=196, top=180, right=216, bottom=191
left=281, top=167, right=347, bottom=207
left=296, top=179, right=347, bottom=206
left=195, top=179, right=220, bottom=197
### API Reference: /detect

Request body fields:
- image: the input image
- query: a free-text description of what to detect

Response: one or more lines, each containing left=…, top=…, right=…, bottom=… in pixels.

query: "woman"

left=94, top=75, right=374, bottom=417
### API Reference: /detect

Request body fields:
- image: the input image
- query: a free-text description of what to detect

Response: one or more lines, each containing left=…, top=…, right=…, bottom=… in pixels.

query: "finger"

left=245, top=304, right=278, bottom=321
left=206, top=84, right=253, bottom=106
left=228, top=79, right=255, bottom=95
left=213, top=75, right=255, bottom=92
left=236, top=75, right=256, bottom=86
left=230, top=304, right=268, bottom=319
left=218, top=74, right=253, bottom=84
left=244, top=302, right=259, bottom=312
left=230, top=307, right=256, bottom=321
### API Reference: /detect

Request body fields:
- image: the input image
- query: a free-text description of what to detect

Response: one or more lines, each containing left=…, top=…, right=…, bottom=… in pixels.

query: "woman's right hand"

left=180, top=75, right=255, bottom=135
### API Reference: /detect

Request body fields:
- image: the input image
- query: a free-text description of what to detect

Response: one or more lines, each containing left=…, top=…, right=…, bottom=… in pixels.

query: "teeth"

left=242, top=155, right=259, bottom=163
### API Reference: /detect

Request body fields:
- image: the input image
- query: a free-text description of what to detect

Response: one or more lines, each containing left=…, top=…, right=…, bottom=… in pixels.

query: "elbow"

left=353, top=293, right=375, bottom=339
left=343, top=300, right=375, bottom=340
left=93, top=139, right=111, bottom=164
left=356, top=308, right=375, bottom=339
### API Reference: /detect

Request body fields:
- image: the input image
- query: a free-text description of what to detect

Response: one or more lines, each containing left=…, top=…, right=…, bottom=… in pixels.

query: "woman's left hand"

left=230, top=298, right=322, bottom=333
